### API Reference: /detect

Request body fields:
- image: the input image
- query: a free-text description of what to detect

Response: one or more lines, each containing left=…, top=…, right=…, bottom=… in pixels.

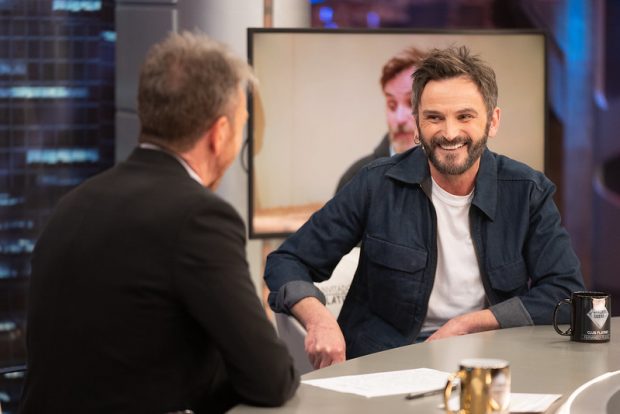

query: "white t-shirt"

left=421, top=177, right=486, bottom=333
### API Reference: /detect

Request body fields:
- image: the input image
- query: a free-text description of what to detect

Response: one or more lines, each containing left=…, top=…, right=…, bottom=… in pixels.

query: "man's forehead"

left=420, top=77, right=484, bottom=103
left=384, top=76, right=414, bottom=98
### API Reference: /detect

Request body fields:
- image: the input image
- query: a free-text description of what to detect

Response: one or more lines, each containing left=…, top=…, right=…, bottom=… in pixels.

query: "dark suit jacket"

left=335, top=134, right=390, bottom=194
left=20, top=148, right=299, bottom=414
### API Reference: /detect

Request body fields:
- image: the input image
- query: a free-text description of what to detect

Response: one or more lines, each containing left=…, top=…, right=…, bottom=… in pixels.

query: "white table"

left=229, top=318, right=620, bottom=413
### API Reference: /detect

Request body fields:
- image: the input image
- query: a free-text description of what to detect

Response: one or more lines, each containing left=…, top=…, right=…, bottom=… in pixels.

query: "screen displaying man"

left=20, top=32, right=299, bottom=413
left=265, top=46, right=585, bottom=369
left=335, top=47, right=426, bottom=193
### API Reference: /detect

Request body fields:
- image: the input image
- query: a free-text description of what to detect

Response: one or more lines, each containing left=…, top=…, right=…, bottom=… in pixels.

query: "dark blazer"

left=20, top=148, right=299, bottom=414
left=335, top=134, right=390, bottom=194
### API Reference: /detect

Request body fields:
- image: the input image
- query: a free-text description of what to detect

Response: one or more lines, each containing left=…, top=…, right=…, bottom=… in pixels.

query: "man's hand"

left=425, top=309, right=499, bottom=342
left=291, top=297, right=346, bottom=369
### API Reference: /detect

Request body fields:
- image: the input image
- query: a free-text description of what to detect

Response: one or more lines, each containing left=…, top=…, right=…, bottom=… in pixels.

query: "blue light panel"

left=26, top=148, right=99, bottom=164
left=0, top=87, right=89, bottom=99
left=52, top=0, right=101, bottom=12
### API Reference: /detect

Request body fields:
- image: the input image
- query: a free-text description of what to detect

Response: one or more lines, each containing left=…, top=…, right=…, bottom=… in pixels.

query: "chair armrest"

left=275, top=313, right=313, bottom=375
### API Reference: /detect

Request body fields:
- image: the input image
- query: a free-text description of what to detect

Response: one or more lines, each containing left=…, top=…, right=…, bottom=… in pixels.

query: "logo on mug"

left=587, top=298, right=609, bottom=329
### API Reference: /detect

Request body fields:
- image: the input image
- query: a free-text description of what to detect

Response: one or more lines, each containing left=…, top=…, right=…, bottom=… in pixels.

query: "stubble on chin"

left=422, top=135, right=487, bottom=176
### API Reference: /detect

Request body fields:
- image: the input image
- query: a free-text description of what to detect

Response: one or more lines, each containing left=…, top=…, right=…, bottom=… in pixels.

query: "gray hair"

left=412, top=46, right=498, bottom=120
left=138, top=31, right=255, bottom=151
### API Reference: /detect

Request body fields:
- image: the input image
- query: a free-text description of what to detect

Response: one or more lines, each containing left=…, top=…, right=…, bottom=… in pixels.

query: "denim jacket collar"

left=385, top=147, right=497, bottom=220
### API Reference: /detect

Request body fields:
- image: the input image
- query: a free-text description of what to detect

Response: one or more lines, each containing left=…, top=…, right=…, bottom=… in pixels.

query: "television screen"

left=247, top=28, right=546, bottom=238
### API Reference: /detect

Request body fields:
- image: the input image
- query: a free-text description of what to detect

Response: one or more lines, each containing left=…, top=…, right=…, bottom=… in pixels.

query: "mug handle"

left=444, top=370, right=465, bottom=414
left=553, top=298, right=572, bottom=336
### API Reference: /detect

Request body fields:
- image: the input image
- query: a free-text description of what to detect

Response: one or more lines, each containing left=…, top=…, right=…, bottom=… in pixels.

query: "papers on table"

left=303, top=368, right=561, bottom=413
left=509, top=393, right=562, bottom=412
left=446, top=393, right=561, bottom=413
left=446, top=393, right=561, bottom=412
left=302, top=368, right=450, bottom=398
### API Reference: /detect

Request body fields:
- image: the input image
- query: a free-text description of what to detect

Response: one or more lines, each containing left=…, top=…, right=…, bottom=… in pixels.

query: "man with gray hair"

left=20, top=32, right=299, bottom=413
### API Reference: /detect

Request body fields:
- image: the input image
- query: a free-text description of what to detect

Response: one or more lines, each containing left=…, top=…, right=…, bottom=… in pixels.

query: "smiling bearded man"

left=264, top=45, right=584, bottom=365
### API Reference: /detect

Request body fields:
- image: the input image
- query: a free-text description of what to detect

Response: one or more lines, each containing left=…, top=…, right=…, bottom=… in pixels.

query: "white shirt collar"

left=139, top=143, right=203, bottom=185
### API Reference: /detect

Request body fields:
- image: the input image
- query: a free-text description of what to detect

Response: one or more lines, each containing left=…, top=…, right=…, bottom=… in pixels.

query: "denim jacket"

left=265, top=147, right=584, bottom=359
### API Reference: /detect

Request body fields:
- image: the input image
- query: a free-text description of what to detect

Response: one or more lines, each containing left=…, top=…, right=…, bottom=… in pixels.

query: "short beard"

left=420, top=124, right=489, bottom=176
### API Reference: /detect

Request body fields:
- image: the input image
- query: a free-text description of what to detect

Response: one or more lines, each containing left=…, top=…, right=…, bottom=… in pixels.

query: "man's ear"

left=487, top=107, right=501, bottom=138
left=413, top=114, right=420, bottom=144
left=207, top=115, right=230, bottom=156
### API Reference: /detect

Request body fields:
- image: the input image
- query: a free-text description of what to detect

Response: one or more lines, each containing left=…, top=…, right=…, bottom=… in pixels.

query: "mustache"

left=429, top=136, right=472, bottom=147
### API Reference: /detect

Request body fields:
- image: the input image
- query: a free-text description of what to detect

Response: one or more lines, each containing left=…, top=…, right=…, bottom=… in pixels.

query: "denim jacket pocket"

left=363, top=235, right=427, bottom=333
left=486, top=259, right=529, bottom=294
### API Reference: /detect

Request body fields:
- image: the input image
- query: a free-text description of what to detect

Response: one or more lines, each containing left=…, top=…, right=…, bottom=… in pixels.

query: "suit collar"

left=127, top=147, right=191, bottom=177
left=138, top=143, right=203, bottom=185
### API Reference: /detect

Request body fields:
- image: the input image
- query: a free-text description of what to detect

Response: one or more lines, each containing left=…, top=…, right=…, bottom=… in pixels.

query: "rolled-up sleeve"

left=269, top=281, right=326, bottom=313
left=489, top=297, right=534, bottom=328
left=264, top=168, right=370, bottom=315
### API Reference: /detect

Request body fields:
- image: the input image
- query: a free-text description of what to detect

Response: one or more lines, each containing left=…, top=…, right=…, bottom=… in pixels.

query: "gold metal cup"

left=444, top=358, right=510, bottom=414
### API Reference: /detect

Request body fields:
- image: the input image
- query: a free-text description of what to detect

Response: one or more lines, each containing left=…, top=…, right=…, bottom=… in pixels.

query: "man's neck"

left=140, top=139, right=218, bottom=189
left=177, top=149, right=220, bottom=190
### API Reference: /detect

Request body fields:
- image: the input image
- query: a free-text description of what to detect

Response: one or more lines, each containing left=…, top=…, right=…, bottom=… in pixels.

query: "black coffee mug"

left=553, top=291, right=611, bottom=342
